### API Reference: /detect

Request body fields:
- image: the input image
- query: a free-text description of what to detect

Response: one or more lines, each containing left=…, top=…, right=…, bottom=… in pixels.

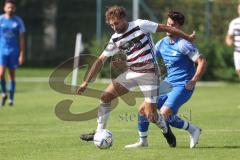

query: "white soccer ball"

left=93, top=129, right=113, bottom=149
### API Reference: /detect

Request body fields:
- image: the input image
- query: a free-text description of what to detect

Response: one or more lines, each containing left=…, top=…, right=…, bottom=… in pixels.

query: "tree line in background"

left=0, top=0, right=239, bottom=81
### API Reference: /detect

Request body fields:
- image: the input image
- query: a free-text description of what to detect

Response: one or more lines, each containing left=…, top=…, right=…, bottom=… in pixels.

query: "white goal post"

left=71, top=33, right=84, bottom=92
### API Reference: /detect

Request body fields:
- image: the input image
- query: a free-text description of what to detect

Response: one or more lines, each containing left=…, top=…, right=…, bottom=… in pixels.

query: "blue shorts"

left=0, top=53, right=19, bottom=69
left=157, top=86, right=194, bottom=114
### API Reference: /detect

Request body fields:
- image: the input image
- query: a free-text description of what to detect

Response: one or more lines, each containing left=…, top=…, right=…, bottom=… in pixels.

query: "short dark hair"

left=4, top=0, right=16, bottom=6
left=105, top=6, right=126, bottom=24
left=168, top=11, right=185, bottom=26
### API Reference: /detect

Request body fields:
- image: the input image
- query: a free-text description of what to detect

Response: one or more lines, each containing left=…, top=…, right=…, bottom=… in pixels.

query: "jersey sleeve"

left=16, top=16, right=26, bottom=33
left=179, top=39, right=200, bottom=62
left=228, top=20, right=235, bottom=35
left=102, top=38, right=119, bottom=57
left=137, top=19, right=158, bottom=34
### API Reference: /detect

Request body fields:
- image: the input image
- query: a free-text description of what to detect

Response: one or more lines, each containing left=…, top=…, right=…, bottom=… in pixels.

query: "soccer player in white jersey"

left=78, top=6, right=195, bottom=145
left=0, top=0, right=25, bottom=106
left=226, top=3, right=240, bottom=79
left=125, top=11, right=207, bottom=149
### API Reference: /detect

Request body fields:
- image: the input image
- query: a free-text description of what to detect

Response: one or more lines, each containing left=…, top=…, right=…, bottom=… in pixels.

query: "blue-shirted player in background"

left=125, top=11, right=207, bottom=148
left=0, top=0, right=25, bottom=106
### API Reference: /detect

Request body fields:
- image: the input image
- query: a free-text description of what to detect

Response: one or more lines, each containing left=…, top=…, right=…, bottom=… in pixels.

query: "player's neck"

left=168, top=36, right=178, bottom=43
left=4, top=13, right=14, bottom=19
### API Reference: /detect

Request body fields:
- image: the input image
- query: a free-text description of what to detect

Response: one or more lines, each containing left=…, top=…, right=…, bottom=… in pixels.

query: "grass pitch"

left=0, top=68, right=240, bottom=160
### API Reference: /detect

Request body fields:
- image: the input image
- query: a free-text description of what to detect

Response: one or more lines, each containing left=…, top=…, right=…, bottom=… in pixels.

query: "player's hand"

left=185, top=80, right=196, bottom=90
left=77, top=81, right=88, bottom=95
left=18, top=56, right=24, bottom=65
left=188, top=30, right=196, bottom=42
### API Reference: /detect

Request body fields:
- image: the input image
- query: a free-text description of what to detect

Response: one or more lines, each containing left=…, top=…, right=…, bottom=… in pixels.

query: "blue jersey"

left=155, top=37, right=200, bottom=86
left=0, top=15, right=25, bottom=55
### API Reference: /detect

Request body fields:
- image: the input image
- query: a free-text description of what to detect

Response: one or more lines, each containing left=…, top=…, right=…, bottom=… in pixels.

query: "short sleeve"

left=102, top=38, right=119, bottom=57
left=16, top=16, right=25, bottom=33
left=137, top=19, right=158, bottom=34
left=178, top=39, right=200, bottom=62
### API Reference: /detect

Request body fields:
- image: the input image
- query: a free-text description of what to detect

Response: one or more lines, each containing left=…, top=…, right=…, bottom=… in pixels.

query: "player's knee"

left=160, top=107, right=172, bottom=121
left=138, top=103, right=145, bottom=114
left=138, top=109, right=145, bottom=117
left=100, top=92, right=112, bottom=103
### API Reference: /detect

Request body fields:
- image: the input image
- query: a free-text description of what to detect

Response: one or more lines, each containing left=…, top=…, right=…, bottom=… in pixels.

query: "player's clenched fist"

left=77, top=81, right=88, bottom=95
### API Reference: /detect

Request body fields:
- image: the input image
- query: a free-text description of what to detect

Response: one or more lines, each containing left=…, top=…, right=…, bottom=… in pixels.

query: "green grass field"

left=0, top=68, right=240, bottom=160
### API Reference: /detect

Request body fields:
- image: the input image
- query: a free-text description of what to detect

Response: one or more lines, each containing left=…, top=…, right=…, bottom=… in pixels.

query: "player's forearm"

left=19, top=33, right=25, bottom=57
left=157, top=24, right=191, bottom=41
left=84, top=58, right=104, bottom=83
left=225, top=34, right=233, bottom=47
left=19, top=50, right=24, bottom=57
left=192, top=56, right=207, bottom=82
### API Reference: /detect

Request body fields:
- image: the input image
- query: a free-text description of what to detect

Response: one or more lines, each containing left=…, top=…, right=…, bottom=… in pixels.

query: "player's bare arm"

left=77, top=54, right=108, bottom=95
left=18, top=32, right=25, bottom=65
left=157, top=24, right=195, bottom=42
left=225, top=34, right=233, bottom=47
left=185, top=55, right=207, bottom=90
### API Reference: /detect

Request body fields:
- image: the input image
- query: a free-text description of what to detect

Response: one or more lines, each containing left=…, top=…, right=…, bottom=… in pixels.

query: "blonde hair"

left=105, top=6, right=126, bottom=24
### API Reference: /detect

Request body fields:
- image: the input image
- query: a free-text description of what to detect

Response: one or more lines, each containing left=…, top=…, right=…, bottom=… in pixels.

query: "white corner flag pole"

left=71, top=33, right=83, bottom=93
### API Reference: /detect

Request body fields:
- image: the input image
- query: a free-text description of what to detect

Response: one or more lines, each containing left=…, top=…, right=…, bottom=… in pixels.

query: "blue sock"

left=9, top=80, right=15, bottom=101
left=138, top=114, right=149, bottom=138
left=1, top=79, right=6, bottom=94
left=168, top=114, right=189, bottom=129
left=137, top=95, right=167, bottom=135
left=157, top=95, right=168, bottom=110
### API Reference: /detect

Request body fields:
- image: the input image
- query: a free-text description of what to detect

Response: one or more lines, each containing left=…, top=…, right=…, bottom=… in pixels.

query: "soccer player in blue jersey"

left=125, top=11, right=207, bottom=148
left=0, top=0, right=25, bottom=106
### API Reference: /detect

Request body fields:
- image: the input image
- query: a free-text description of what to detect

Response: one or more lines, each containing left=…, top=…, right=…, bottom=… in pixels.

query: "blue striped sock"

left=168, top=114, right=188, bottom=129
left=138, top=114, right=149, bottom=133
left=9, top=80, right=15, bottom=101
left=1, top=79, right=6, bottom=94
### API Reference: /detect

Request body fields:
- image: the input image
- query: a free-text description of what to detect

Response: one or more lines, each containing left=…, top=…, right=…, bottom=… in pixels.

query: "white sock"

left=187, top=124, right=197, bottom=134
left=138, top=131, right=148, bottom=143
left=155, top=113, right=168, bottom=133
left=96, top=101, right=111, bottom=131
left=182, top=121, right=189, bottom=130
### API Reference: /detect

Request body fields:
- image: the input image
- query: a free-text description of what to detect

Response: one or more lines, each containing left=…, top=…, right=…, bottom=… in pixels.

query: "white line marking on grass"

left=16, top=77, right=240, bottom=87
left=111, top=129, right=240, bottom=132
left=16, top=77, right=49, bottom=82
left=204, top=129, right=240, bottom=132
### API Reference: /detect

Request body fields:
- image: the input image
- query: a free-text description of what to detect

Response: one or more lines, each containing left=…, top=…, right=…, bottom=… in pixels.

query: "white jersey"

left=228, top=17, right=240, bottom=53
left=103, top=19, right=158, bottom=73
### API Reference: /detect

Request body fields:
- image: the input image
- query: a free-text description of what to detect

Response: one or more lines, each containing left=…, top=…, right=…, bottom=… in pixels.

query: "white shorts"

left=234, top=52, right=240, bottom=70
left=114, top=69, right=158, bottom=103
